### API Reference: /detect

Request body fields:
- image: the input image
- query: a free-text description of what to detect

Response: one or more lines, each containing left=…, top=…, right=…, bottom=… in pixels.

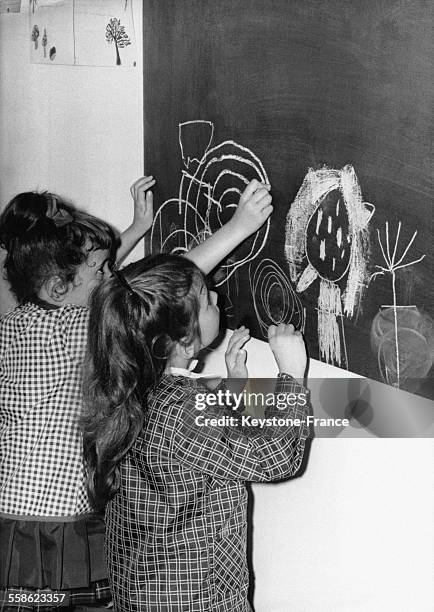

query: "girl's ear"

left=44, top=275, right=69, bottom=303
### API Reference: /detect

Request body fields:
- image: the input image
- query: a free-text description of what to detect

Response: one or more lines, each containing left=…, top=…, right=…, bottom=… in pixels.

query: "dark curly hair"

left=0, top=191, right=115, bottom=303
left=81, top=254, right=205, bottom=511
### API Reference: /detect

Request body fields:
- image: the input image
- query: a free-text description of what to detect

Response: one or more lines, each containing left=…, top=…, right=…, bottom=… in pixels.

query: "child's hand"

left=268, top=323, right=307, bottom=379
left=230, top=179, right=272, bottom=238
left=130, top=175, right=156, bottom=234
left=225, top=326, right=250, bottom=378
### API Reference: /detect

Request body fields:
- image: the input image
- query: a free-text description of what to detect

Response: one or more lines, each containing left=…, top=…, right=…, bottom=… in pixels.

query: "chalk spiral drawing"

left=150, top=120, right=270, bottom=287
left=369, top=222, right=427, bottom=388
left=249, top=259, right=305, bottom=337
left=285, top=165, right=375, bottom=367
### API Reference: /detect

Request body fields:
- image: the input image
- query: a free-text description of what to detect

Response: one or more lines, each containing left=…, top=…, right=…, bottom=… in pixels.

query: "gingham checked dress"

left=0, top=301, right=109, bottom=601
left=106, top=372, right=310, bottom=611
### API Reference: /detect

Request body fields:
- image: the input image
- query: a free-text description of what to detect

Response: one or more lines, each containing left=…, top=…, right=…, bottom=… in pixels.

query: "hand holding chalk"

left=268, top=323, right=307, bottom=379
left=231, top=179, right=273, bottom=237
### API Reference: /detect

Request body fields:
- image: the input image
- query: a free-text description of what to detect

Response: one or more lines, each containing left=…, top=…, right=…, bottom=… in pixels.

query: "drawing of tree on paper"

left=30, top=1, right=137, bottom=66
left=31, top=24, right=40, bottom=49
left=105, top=17, right=131, bottom=65
left=42, top=28, right=47, bottom=57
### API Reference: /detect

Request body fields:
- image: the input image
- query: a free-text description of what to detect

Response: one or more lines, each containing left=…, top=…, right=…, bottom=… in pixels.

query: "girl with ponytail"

left=83, top=253, right=311, bottom=612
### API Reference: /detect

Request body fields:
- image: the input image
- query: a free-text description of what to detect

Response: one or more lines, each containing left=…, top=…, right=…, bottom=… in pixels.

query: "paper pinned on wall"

left=30, top=0, right=137, bottom=66
left=30, top=1, right=74, bottom=64
left=0, top=0, right=22, bottom=13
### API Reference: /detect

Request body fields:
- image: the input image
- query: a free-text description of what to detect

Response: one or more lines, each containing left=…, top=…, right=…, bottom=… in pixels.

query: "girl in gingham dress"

left=82, top=254, right=311, bottom=612
left=0, top=178, right=272, bottom=611
left=0, top=176, right=157, bottom=610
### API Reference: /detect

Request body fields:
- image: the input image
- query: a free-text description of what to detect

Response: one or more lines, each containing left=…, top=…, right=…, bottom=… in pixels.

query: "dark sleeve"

left=172, top=374, right=311, bottom=482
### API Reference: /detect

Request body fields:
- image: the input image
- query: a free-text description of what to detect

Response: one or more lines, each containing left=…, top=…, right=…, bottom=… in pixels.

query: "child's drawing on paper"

left=285, top=165, right=375, bottom=368
left=0, top=0, right=21, bottom=13
left=31, top=24, right=40, bottom=48
left=74, top=0, right=136, bottom=66
left=30, top=0, right=74, bottom=65
left=42, top=28, right=47, bottom=56
left=369, top=222, right=431, bottom=390
left=30, top=0, right=137, bottom=66
left=105, top=17, right=131, bottom=65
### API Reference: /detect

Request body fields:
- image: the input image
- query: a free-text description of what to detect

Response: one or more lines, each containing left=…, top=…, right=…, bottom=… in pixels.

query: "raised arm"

left=116, top=176, right=155, bottom=264
left=184, top=179, right=272, bottom=274
left=172, top=374, right=311, bottom=482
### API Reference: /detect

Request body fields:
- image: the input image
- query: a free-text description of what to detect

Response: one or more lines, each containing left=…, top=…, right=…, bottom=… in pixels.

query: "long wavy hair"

left=81, top=254, right=205, bottom=511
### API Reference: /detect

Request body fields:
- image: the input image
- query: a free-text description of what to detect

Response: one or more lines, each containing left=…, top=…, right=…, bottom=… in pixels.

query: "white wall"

left=1, top=5, right=433, bottom=611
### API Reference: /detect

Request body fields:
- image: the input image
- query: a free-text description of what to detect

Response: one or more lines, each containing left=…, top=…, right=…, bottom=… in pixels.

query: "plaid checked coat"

left=0, top=302, right=92, bottom=517
left=106, top=373, right=310, bottom=611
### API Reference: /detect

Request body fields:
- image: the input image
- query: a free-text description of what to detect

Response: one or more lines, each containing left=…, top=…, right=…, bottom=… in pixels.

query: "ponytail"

left=82, top=254, right=204, bottom=510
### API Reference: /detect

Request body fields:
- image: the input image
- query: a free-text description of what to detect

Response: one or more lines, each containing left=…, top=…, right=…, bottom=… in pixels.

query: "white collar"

left=169, top=360, right=202, bottom=379
left=169, top=360, right=219, bottom=380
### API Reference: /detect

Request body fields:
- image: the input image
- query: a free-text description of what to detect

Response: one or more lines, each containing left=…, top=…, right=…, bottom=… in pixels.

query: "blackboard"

left=143, top=0, right=433, bottom=395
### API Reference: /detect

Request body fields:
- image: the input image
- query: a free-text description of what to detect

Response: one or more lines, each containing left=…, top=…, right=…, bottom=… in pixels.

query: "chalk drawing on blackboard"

left=285, top=165, right=375, bottom=368
left=369, top=222, right=427, bottom=388
left=249, top=259, right=305, bottom=338
left=179, top=121, right=214, bottom=170
left=150, top=121, right=270, bottom=289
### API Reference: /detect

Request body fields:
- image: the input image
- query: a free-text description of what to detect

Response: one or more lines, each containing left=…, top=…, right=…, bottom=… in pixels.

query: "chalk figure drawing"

left=249, top=259, right=305, bottom=337
left=369, top=223, right=431, bottom=389
left=150, top=121, right=270, bottom=303
left=285, top=166, right=375, bottom=368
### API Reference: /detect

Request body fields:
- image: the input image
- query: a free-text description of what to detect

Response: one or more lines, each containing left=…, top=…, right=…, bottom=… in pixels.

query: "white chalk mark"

left=393, top=229, right=418, bottom=268
left=249, top=259, right=305, bottom=337
left=319, top=240, right=326, bottom=261
left=318, top=279, right=343, bottom=366
left=285, top=165, right=374, bottom=368
left=391, top=220, right=401, bottom=265
left=150, top=123, right=270, bottom=290
left=296, top=263, right=319, bottom=293
left=179, top=120, right=214, bottom=168
left=327, top=215, right=332, bottom=233
left=369, top=222, right=426, bottom=388
left=316, top=209, right=323, bottom=234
